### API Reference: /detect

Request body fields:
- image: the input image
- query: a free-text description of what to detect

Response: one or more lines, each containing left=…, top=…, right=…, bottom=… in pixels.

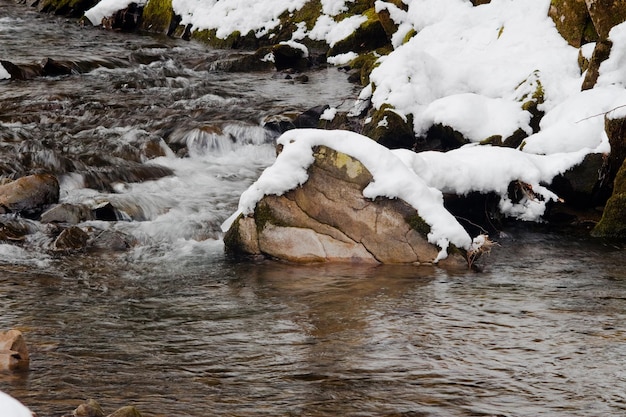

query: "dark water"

left=1, top=2, right=626, bottom=417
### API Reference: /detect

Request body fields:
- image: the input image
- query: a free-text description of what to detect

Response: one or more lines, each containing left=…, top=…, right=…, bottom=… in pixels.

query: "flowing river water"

left=1, top=2, right=626, bottom=416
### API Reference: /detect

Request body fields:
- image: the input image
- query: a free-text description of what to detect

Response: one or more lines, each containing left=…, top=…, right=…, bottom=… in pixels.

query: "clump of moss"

left=191, top=29, right=260, bottom=49
left=140, top=0, right=174, bottom=33
left=405, top=213, right=431, bottom=237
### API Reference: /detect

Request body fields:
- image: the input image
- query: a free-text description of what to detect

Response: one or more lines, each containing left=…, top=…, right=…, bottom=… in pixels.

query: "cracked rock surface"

left=225, top=146, right=465, bottom=266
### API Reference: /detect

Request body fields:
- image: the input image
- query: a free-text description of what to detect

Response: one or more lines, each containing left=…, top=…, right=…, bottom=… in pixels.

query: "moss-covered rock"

left=346, top=49, right=389, bottom=85
left=549, top=0, right=597, bottom=47
left=191, top=29, right=260, bottom=49
left=328, top=7, right=390, bottom=56
left=362, top=104, right=416, bottom=149
left=420, top=123, right=467, bottom=151
left=139, top=0, right=175, bottom=34
left=592, top=158, right=626, bottom=238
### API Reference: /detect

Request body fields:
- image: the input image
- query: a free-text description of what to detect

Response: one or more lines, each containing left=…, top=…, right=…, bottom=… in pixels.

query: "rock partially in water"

left=225, top=145, right=466, bottom=267
left=0, top=174, right=59, bottom=217
left=52, top=226, right=89, bottom=253
left=107, top=405, right=142, bottom=417
left=73, top=399, right=105, bottom=417
left=593, top=158, right=626, bottom=238
left=271, top=43, right=309, bottom=71
left=41, top=203, right=94, bottom=225
left=0, top=329, right=30, bottom=372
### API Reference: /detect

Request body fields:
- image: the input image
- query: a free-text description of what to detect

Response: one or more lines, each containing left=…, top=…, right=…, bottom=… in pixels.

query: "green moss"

left=405, top=213, right=431, bottom=237
left=288, top=0, right=322, bottom=31
left=140, top=0, right=173, bottom=33
left=191, top=29, right=260, bottom=49
left=480, top=135, right=503, bottom=146
left=347, top=49, right=390, bottom=85
left=402, top=29, right=416, bottom=44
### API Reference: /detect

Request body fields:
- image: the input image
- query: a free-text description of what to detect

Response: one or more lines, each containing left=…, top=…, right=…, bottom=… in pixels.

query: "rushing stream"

left=1, top=2, right=626, bottom=416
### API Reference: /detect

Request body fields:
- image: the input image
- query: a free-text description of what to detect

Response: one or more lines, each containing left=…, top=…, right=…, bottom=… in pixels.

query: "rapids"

left=1, top=2, right=626, bottom=416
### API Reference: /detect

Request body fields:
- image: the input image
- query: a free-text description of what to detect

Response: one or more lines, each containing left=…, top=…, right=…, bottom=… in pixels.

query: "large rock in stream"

left=224, top=145, right=465, bottom=267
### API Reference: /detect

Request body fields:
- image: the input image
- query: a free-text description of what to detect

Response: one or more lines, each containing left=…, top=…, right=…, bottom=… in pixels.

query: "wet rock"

left=0, top=60, right=43, bottom=80
left=271, top=43, right=309, bottom=71
left=102, top=3, right=144, bottom=32
left=73, top=399, right=105, bottom=417
left=593, top=158, right=626, bottom=238
left=0, top=329, right=30, bottom=372
left=225, top=145, right=465, bottom=266
left=41, top=203, right=94, bottom=224
left=52, top=226, right=89, bottom=252
left=41, top=57, right=75, bottom=77
left=107, top=405, right=142, bottom=417
left=88, top=229, right=136, bottom=252
left=549, top=153, right=606, bottom=207
left=0, top=173, right=60, bottom=217
left=208, top=48, right=274, bottom=72
left=294, top=105, right=329, bottom=129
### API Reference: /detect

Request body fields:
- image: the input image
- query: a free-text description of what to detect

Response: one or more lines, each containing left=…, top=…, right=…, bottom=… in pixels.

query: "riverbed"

left=1, top=2, right=626, bottom=416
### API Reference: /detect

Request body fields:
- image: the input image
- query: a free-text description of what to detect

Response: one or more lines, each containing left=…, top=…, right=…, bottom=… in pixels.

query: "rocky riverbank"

left=2, top=0, right=625, bottom=261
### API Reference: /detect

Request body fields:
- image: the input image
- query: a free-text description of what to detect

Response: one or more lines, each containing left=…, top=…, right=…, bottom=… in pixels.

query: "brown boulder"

left=585, top=0, right=626, bottom=40
left=0, top=173, right=59, bottom=216
left=225, top=146, right=464, bottom=266
left=0, top=329, right=30, bottom=372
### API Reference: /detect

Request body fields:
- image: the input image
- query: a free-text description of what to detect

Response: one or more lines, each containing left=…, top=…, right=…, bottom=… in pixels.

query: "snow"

left=0, top=62, right=10, bottom=79
left=0, top=391, right=32, bottom=417
left=422, top=93, right=532, bottom=142
left=84, top=0, right=146, bottom=25
left=327, top=51, right=358, bottom=65
left=368, top=0, right=580, bottom=137
left=320, top=107, right=338, bottom=121
left=308, top=14, right=367, bottom=47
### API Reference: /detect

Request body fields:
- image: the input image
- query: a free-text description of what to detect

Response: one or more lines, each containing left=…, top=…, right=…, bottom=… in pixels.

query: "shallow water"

left=1, top=2, right=626, bottom=416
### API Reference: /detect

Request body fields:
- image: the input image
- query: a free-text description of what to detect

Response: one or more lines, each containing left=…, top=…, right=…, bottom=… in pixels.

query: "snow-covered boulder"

left=223, top=129, right=477, bottom=267
left=224, top=144, right=465, bottom=266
